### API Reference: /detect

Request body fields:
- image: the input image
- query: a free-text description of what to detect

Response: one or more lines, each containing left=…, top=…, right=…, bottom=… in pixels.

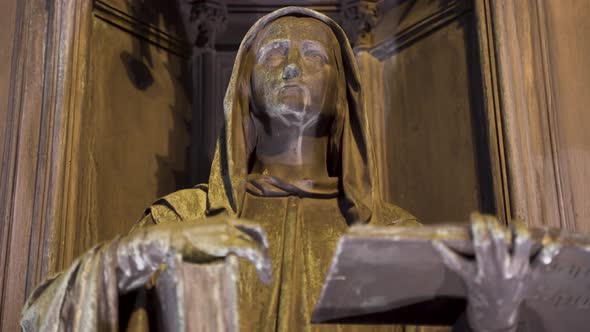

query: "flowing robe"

left=237, top=176, right=419, bottom=331
left=21, top=176, right=420, bottom=331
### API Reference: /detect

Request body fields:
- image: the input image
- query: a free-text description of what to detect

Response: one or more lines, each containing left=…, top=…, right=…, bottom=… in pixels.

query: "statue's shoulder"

left=136, top=184, right=209, bottom=228
left=374, top=202, right=422, bottom=227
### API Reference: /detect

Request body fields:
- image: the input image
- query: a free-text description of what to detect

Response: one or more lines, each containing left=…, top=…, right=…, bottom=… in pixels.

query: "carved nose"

left=282, top=64, right=301, bottom=80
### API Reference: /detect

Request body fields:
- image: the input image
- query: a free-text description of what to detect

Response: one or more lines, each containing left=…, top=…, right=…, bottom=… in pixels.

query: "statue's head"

left=209, top=7, right=376, bottom=224
left=249, top=16, right=345, bottom=131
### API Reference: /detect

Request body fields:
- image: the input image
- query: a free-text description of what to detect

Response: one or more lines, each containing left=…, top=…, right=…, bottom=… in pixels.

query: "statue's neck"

left=252, top=120, right=331, bottom=181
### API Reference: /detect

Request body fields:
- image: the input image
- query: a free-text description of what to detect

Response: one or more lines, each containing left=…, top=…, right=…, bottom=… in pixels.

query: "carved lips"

left=279, top=82, right=305, bottom=96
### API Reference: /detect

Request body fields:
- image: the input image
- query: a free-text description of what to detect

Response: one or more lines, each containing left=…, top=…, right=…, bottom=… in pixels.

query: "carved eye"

left=303, top=50, right=327, bottom=65
left=269, top=49, right=286, bottom=61
left=259, top=45, right=286, bottom=66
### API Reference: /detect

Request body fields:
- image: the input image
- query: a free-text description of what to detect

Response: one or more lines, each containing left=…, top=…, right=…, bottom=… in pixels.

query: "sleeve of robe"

left=20, top=186, right=210, bottom=332
left=374, top=201, right=422, bottom=227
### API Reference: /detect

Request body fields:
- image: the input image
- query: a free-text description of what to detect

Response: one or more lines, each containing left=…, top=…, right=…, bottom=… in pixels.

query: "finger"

left=227, top=245, right=273, bottom=284
left=214, top=232, right=272, bottom=284
left=510, top=219, right=532, bottom=277
left=432, top=240, right=475, bottom=281
left=187, top=229, right=264, bottom=257
left=226, top=224, right=268, bottom=251
left=470, top=212, right=493, bottom=276
left=171, top=220, right=273, bottom=284
left=179, top=221, right=267, bottom=257
left=225, top=217, right=262, bottom=232
left=180, top=222, right=231, bottom=236
left=486, top=215, right=509, bottom=272
left=181, top=222, right=258, bottom=245
left=232, top=222, right=269, bottom=250
left=183, top=231, right=265, bottom=259
left=532, top=242, right=561, bottom=269
left=181, top=234, right=273, bottom=284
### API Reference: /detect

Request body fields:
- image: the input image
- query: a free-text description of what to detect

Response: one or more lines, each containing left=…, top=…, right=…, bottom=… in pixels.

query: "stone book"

left=312, top=225, right=590, bottom=332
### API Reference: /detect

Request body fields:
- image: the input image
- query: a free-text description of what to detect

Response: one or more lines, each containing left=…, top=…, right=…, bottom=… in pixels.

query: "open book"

left=312, top=225, right=590, bottom=332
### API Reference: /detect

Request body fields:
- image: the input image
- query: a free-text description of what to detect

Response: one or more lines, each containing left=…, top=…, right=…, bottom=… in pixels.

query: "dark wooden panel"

left=0, top=0, right=18, bottom=164
left=371, top=0, right=469, bottom=60
left=381, top=16, right=487, bottom=224
left=544, top=1, right=590, bottom=232
left=374, top=0, right=466, bottom=46
left=0, top=2, right=24, bottom=329
left=73, top=15, right=191, bottom=254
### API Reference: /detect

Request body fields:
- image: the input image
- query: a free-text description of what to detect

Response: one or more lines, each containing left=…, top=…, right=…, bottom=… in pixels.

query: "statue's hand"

left=116, top=216, right=271, bottom=293
left=433, top=213, right=533, bottom=332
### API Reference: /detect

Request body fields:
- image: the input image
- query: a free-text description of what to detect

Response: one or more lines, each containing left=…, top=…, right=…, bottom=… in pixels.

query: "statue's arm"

left=21, top=185, right=271, bottom=331
left=21, top=239, right=122, bottom=331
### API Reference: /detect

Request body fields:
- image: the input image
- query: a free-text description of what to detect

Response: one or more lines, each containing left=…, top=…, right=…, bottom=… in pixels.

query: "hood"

left=206, top=6, right=377, bottom=224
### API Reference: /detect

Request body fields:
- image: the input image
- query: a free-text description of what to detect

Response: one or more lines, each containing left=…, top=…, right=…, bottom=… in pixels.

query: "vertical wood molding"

left=0, top=1, right=45, bottom=327
left=472, top=0, right=511, bottom=224
left=0, top=0, right=93, bottom=330
left=355, top=51, right=389, bottom=202
left=540, top=1, right=590, bottom=232
left=482, top=0, right=567, bottom=228
left=533, top=1, right=573, bottom=230
left=52, top=0, right=94, bottom=274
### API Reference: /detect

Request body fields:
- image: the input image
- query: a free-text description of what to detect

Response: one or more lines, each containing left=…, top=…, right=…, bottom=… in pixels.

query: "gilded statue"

left=21, top=7, right=531, bottom=332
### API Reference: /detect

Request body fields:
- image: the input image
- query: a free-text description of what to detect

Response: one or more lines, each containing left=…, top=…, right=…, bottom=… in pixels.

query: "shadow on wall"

left=121, top=0, right=193, bottom=198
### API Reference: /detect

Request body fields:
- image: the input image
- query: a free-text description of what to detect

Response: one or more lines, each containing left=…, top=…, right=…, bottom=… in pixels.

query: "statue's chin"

left=278, top=94, right=305, bottom=112
left=266, top=103, right=303, bottom=126
left=264, top=97, right=320, bottom=129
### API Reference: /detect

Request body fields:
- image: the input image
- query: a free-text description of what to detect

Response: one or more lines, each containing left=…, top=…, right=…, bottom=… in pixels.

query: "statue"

left=21, top=7, right=532, bottom=332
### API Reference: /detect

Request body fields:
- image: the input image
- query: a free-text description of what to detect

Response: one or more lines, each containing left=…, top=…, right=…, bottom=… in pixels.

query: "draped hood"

left=206, top=7, right=380, bottom=224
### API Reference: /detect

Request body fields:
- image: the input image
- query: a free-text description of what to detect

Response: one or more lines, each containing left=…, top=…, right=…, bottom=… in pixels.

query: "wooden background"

left=1, top=0, right=589, bottom=330
left=71, top=0, right=192, bottom=264
left=365, top=0, right=497, bottom=224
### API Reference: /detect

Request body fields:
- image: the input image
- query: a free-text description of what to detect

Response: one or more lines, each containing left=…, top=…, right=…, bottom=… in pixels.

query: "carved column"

left=177, top=0, right=227, bottom=184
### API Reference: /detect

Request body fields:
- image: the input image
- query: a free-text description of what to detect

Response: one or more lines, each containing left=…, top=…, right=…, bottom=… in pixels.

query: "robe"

left=21, top=176, right=425, bottom=332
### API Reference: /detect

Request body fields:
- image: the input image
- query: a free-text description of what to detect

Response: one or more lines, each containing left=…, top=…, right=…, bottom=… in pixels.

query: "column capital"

left=341, top=0, right=382, bottom=48
left=178, top=0, right=227, bottom=49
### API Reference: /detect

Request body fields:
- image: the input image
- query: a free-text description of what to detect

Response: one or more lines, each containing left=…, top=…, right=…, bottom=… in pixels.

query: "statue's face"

left=251, top=17, right=342, bottom=129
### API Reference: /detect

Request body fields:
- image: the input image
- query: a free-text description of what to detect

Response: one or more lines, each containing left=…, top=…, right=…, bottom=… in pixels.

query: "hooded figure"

left=21, top=7, right=418, bottom=332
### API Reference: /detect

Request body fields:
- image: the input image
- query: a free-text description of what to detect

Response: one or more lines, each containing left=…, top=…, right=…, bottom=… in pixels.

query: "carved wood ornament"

left=178, top=0, right=228, bottom=48
left=341, top=0, right=382, bottom=48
